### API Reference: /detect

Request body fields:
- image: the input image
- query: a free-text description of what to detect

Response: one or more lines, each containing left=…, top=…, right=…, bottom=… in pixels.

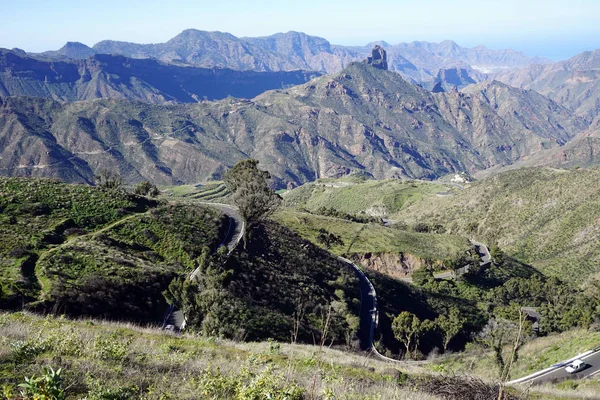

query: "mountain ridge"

left=492, top=49, right=600, bottom=121
left=0, top=49, right=320, bottom=103
left=0, top=62, right=587, bottom=187
left=23, top=29, right=551, bottom=83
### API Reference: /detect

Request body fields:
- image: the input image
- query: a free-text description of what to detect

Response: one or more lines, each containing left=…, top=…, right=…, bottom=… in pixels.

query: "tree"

left=392, top=311, right=432, bottom=358
left=411, top=267, right=435, bottom=286
left=95, top=169, right=123, bottom=190
left=224, top=159, right=282, bottom=248
left=434, top=308, right=466, bottom=352
left=477, top=309, right=529, bottom=381
left=316, top=228, right=344, bottom=249
left=134, top=181, right=160, bottom=197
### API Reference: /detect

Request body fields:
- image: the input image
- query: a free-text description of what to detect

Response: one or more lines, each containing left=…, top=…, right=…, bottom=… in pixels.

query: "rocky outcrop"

left=431, top=81, right=445, bottom=93
left=436, top=67, right=477, bottom=88
left=365, top=45, right=388, bottom=70
left=351, top=252, right=443, bottom=279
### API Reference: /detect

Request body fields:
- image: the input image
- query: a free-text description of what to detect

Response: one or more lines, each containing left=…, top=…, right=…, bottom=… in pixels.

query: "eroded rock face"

left=351, top=252, right=443, bottom=278
left=431, top=81, right=445, bottom=93
left=366, top=45, right=388, bottom=71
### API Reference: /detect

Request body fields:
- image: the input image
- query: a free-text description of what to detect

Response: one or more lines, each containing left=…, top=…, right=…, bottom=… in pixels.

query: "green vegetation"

left=275, top=211, right=470, bottom=260
left=283, top=178, right=448, bottom=217
left=36, top=204, right=227, bottom=321
left=0, top=176, right=362, bottom=347
left=164, top=221, right=362, bottom=345
left=0, top=312, right=430, bottom=400
left=396, top=167, right=600, bottom=284
left=0, top=177, right=159, bottom=307
left=1, top=312, right=550, bottom=400
left=224, top=159, right=282, bottom=247
left=435, top=327, right=600, bottom=384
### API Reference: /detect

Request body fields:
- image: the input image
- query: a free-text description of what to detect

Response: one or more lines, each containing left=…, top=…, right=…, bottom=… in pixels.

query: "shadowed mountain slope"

left=0, top=49, right=319, bottom=103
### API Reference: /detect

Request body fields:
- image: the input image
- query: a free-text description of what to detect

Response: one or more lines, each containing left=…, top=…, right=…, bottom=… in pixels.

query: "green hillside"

left=283, top=178, right=448, bottom=217
left=394, top=167, right=600, bottom=284
left=275, top=211, right=470, bottom=260
left=0, top=177, right=362, bottom=348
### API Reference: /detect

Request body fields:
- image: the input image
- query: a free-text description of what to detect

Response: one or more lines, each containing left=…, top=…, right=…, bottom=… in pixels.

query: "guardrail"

left=507, top=349, right=598, bottom=385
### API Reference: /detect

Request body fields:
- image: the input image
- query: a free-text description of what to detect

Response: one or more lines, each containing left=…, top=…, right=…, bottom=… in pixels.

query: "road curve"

left=338, top=256, right=427, bottom=364
left=188, top=203, right=244, bottom=281
left=471, top=239, right=491, bottom=265
left=163, top=202, right=244, bottom=330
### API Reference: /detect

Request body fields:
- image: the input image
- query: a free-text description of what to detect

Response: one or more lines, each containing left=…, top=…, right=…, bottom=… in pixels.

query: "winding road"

left=162, top=202, right=244, bottom=330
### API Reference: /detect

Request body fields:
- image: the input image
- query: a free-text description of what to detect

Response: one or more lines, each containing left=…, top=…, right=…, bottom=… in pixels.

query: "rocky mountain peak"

left=365, top=45, right=388, bottom=70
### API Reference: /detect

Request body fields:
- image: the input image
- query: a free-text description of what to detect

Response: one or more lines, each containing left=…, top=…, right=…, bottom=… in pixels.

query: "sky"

left=1, top=0, right=599, bottom=60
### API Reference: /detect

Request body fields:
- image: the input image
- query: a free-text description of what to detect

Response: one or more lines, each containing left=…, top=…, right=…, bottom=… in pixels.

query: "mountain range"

left=0, top=61, right=587, bottom=187
left=493, top=49, right=600, bottom=121
left=0, top=49, right=319, bottom=103
left=24, top=29, right=550, bottom=83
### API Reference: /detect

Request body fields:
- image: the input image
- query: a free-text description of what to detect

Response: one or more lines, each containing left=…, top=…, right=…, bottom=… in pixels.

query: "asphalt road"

left=163, top=202, right=244, bottom=330
left=515, top=350, right=600, bottom=385
left=338, top=256, right=377, bottom=351
left=471, top=239, right=491, bottom=264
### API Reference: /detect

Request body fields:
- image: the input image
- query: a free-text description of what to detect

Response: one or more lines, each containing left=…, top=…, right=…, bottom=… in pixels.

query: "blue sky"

left=1, top=0, right=599, bottom=60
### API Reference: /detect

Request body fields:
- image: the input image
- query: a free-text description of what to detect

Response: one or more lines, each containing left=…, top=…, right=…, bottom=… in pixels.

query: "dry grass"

left=527, top=380, right=600, bottom=400
left=0, top=312, right=440, bottom=399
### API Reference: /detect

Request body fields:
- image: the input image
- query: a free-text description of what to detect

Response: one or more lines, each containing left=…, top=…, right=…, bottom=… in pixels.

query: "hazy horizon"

left=1, top=0, right=599, bottom=60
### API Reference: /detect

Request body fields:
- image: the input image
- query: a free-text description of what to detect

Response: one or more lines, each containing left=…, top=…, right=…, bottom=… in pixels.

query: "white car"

left=565, top=359, right=586, bottom=374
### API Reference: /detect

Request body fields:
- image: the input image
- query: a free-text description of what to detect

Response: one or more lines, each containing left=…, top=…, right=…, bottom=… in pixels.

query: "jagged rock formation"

left=365, top=45, right=388, bottom=70
left=0, top=49, right=319, bottom=103
left=0, top=63, right=587, bottom=187
left=431, top=81, right=445, bottom=93
left=435, top=67, right=478, bottom=88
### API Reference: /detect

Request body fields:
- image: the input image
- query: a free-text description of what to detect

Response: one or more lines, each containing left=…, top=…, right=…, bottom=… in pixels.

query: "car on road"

left=565, top=359, right=586, bottom=373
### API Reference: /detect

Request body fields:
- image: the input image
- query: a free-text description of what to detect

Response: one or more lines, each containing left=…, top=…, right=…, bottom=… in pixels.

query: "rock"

left=365, top=45, right=388, bottom=70
left=382, top=368, right=402, bottom=380
left=431, top=81, right=445, bottom=93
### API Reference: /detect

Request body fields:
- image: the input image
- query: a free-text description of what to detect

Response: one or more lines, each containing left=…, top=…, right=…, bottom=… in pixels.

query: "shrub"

left=17, top=367, right=65, bottom=400
left=133, top=181, right=160, bottom=197
left=10, top=340, right=49, bottom=363
left=93, top=334, right=131, bottom=362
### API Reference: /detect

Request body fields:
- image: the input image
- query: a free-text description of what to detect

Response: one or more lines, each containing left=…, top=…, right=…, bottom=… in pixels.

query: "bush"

left=133, top=181, right=160, bottom=197
left=93, top=334, right=131, bottom=362
left=17, top=367, right=65, bottom=400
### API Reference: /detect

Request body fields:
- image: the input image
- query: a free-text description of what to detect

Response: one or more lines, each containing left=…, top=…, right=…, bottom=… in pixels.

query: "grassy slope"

left=37, top=204, right=227, bottom=321
left=160, top=182, right=232, bottom=203
left=278, top=177, right=470, bottom=262
left=274, top=211, right=470, bottom=260
left=0, top=177, right=231, bottom=320
left=396, top=167, right=600, bottom=284
left=0, top=312, right=577, bottom=400
left=283, top=178, right=449, bottom=216
left=0, top=312, right=436, bottom=400
left=0, top=177, right=158, bottom=301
